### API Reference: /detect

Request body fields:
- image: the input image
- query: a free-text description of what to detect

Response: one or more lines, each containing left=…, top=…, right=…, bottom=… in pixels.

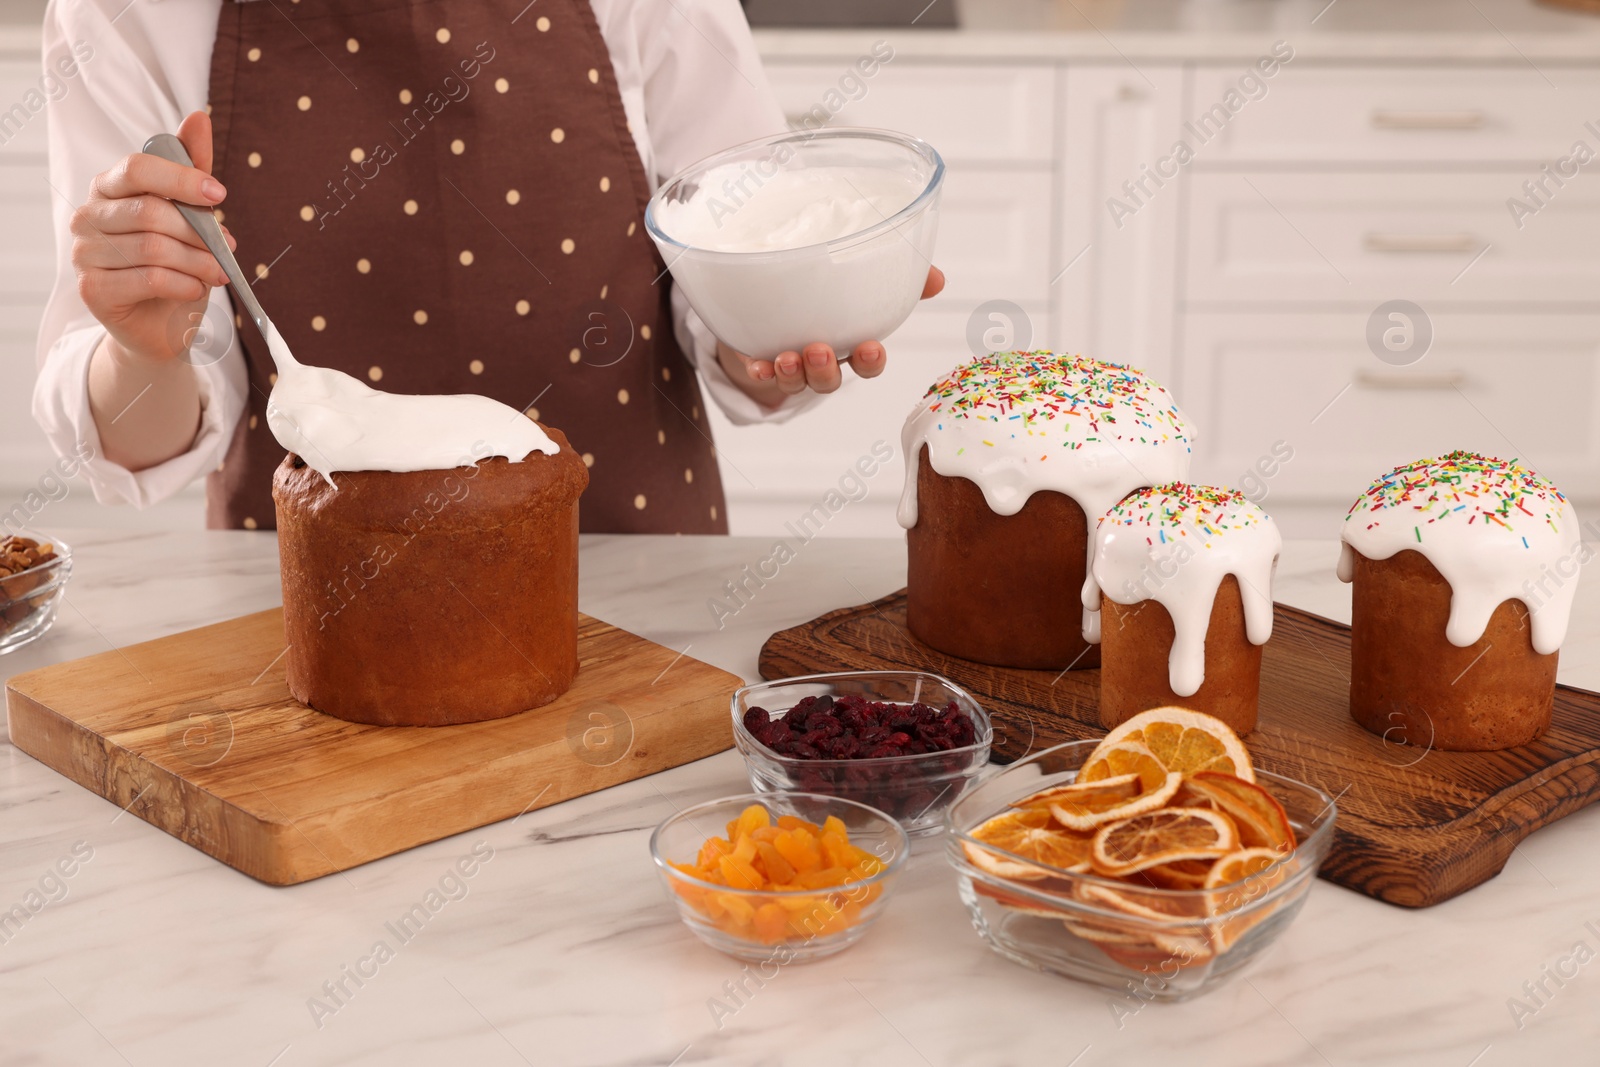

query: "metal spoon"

left=142, top=133, right=278, bottom=360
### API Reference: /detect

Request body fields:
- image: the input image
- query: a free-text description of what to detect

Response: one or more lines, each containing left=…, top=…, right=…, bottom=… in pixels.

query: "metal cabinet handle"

left=1364, top=233, right=1479, bottom=254
left=1356, top=370, right=1467, bottom=390
left=1371, top=109, right=1486, bottom=130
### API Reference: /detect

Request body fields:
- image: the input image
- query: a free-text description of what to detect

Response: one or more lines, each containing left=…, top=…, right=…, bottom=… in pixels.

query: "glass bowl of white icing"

left=645, top=127, right=943, bottom=361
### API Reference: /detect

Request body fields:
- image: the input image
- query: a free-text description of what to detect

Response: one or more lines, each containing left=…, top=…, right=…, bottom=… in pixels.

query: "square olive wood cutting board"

left=759, top=590, right=1600, bottom=908
left=5, top=608, right=739, bottom=885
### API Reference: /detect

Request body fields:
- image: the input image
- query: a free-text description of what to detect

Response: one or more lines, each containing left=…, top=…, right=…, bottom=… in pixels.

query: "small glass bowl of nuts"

left=0, top=533, right=72, bottom=655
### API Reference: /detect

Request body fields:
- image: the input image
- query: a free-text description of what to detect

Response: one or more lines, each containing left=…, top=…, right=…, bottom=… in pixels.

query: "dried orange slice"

left=1176, top=772, right=1295, bottom=852
left=1205, top=847, right=1287, bottom=892
left=1090, top=806, right=1239, bottom=877
left=1205, top=847, right=1293, bottom=951
left=1132, top=858, right=1213, bottom=891
left=1072, top=741, right=1172, bottom=792
left=964, top=807, right=1094, bottom=880
left=972, top=879, right=1070, bottom=918
left=1035, top=771, right=1184, bottom=832
left=1062, top=918, right=1148, bottom=945
left=1077, top=882, right=1206, bottom=921
left=1012, top=772, right=1143, bottom=808
left=1081, top=707, right=1254, bottom=784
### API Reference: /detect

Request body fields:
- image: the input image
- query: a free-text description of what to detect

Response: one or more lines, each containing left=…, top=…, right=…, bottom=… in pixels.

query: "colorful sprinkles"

left=1346, top=450, right=1567, bottom=542
left=1103, top=483, right=1269, bottom=541
left=921, top=351, right=1191, bottom=451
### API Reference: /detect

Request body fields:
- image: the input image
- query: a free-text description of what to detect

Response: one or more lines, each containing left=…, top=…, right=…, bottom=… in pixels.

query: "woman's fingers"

left=922, top=265, right=945, bottom=299
left=74, top=231, right=226, bottom=283
left=850, top=341, right=887, bottom=378
left=78, top=265, right=209, bottom=311
left=177, top=110, right=215, bottom=175
left=773, top=350, right=807, bottom=395
left=801, top=343, right=841, bottom=393
left=90, top=150, right=225, bottom=207
left=743, top=357, right=776, bottom=383
left=73, top=194, right=215, bottom=251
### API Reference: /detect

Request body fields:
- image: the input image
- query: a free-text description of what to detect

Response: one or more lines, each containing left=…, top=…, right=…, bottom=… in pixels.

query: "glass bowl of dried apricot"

left=651, top=792, right=909, bottom=963
left=945, top=708, right=1338, bottom=1001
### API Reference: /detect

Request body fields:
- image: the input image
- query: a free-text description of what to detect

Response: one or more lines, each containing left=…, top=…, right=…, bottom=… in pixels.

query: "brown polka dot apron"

left=205, top=0, right=728, bottom=533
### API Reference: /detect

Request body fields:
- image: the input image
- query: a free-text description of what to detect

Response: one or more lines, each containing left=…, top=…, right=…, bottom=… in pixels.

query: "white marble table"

left=2, top=532, right=1598, bottom=1067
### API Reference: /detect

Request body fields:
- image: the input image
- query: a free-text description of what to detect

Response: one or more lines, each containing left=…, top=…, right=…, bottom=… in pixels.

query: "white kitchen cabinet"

left=762, top=61, right=1055, bottom=165
left=928, top=166, right=1053, bottom=306
left=1185, top=171, right=1600, bottom=305
left=1179, top=310, right=1600, bottom=505
left=705, top=305, right=982, bottom=539
left=1054, top=65, right=1185, bottom=385
left=1190, top=66, right=1600, bottom=164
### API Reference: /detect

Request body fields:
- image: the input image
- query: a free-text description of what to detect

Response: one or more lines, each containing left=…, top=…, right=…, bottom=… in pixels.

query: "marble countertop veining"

left=2, top=531, right=1599, bottom=1066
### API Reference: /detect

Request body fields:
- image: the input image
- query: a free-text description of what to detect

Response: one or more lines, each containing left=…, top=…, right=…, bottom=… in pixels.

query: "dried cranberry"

left=742, top=707, right=770, bottom=737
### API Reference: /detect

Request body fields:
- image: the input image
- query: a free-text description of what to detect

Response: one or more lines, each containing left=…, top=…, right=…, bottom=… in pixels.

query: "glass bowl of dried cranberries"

left=732, top=671, right=992, bottom=835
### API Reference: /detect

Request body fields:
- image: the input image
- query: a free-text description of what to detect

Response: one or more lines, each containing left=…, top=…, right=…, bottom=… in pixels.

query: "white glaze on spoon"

left=1338, top=451, right=1579, bottom=654
left=897, top=351, right=1194, bottom=642
left=262, top=322, right=556, bottom=484
left=1089, top=484, right=1282, bottom=697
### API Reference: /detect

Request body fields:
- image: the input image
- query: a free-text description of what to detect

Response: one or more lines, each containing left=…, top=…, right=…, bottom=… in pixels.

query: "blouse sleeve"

left=32, top=0, right=247, bottom=508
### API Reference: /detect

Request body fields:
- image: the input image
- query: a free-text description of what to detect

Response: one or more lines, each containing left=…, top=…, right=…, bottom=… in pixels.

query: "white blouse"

left=33, top=0, right=807, bottom=509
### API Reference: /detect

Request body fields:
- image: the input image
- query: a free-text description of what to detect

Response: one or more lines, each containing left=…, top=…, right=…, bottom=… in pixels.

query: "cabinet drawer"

left=0, top=59, right=50, bottom=159
left=934, top=167, right=1052, bottom=305
left=764, top=61, right=1054, bottom=164
left=1191, top=66, right=1600, bottom=164
left=1185, top=172, right=1600, bottom=304
left=1178, top=312, right=1600, bottom=506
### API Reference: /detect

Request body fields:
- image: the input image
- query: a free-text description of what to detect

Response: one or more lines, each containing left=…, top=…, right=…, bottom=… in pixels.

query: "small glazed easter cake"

left=898, top=351, right=1194, bottom=670
left=1089, top=484, right=1282, bottom=734
left=1339, top=451, right=1579, bottom=751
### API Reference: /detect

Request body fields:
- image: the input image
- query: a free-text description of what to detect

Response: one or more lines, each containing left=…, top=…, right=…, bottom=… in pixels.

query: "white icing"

left=1089, top=485, right=1282, bottom=698
left=261, top=321, right=557, bottom=485
left=652, top=164, right=922, bottom=252
left=897, top=351, right=1194, bottom=642
left=1338, top=452, right=1579, bottom=654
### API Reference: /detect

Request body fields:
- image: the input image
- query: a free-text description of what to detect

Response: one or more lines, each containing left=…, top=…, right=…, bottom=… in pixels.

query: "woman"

left=34, top=0, right=941, bottom=532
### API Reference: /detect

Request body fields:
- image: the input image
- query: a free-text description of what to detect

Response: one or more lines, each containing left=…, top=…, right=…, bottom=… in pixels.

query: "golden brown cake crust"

left=1098, top=574, right=1263, bottom=734
left=905, top=445, right=1101, bottom=671
left=273, top=425, right=589, bottom=726
left=1348, top=548, right=1555, bottom=751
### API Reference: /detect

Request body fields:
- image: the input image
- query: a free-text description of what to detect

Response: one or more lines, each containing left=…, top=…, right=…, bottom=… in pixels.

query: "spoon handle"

left=142, top=133, right=273, bottom=339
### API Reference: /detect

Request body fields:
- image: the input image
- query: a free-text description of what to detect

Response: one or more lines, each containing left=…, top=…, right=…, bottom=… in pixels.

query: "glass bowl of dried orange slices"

left=652, top=792, right=909, bottom=963
left=944, top=708, right=1337, bottom=1001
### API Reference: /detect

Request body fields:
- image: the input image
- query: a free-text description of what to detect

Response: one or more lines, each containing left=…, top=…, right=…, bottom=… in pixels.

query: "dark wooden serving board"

left=6, top=609, right=740, bottom=885
left=759, top=590, right=1600, bottom=908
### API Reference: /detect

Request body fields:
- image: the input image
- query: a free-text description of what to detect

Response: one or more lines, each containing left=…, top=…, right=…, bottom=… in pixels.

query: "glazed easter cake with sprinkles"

left=1338, top=451, right=1580, bottom=751
left=898, top=351, right=1194, bottom=670
left=1089, top=484, right=1283, bottom=734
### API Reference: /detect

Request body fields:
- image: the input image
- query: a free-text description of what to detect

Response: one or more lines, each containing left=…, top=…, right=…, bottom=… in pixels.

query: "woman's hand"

left=73, top=110, right=233, bottom=366
left=79, top=110, right=232, bottom=471
left=720, top=266, right=945, bottom=406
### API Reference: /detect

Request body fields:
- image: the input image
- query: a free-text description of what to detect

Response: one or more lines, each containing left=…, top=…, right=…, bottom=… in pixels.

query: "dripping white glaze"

left=1088, top=485, right=1282, bottom=698
left=897, top=351, right=1194, bottom=642
left=262, top=321, right=557, bottom=485
left=1338, top=451, right=1579, bottom=654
